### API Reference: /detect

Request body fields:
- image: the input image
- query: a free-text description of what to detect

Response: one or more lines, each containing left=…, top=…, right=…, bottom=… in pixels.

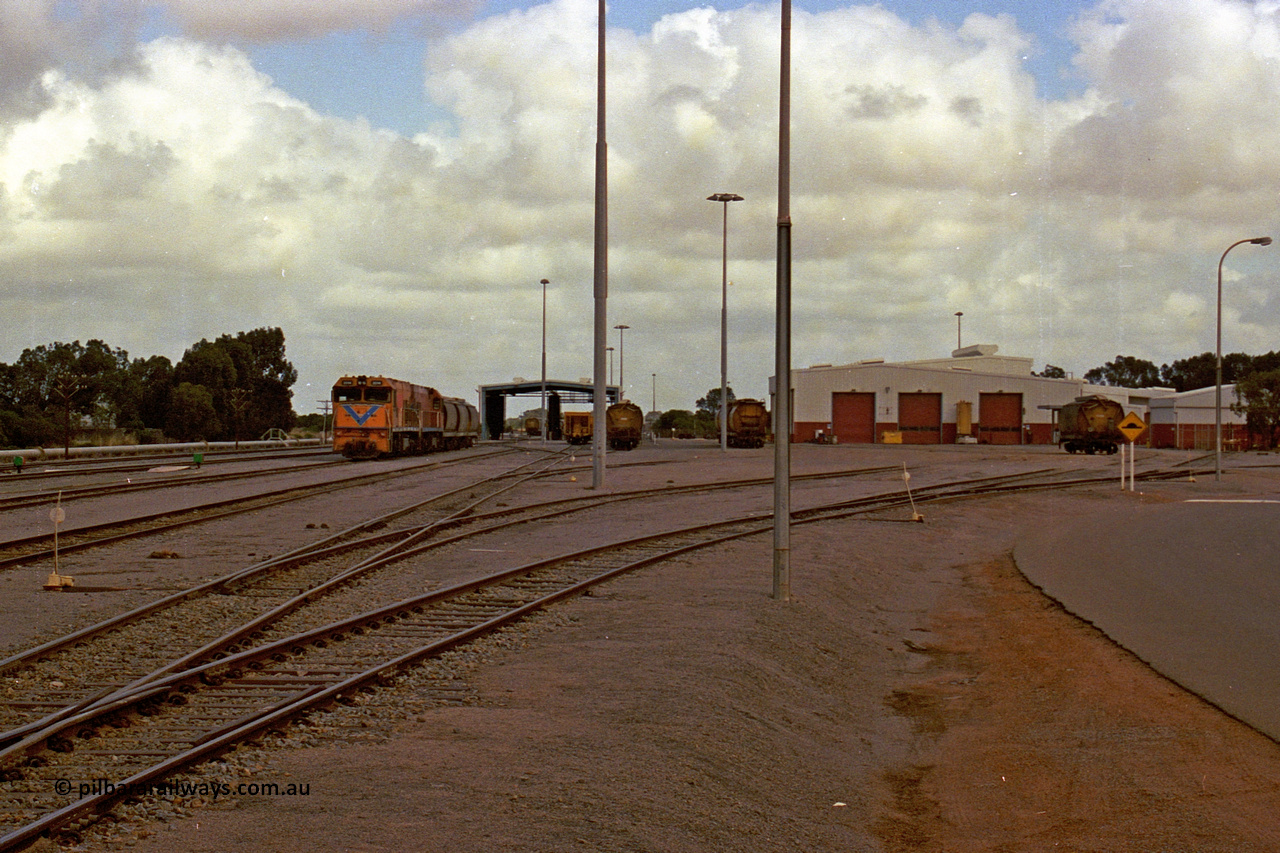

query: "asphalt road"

left=1017, top=488, right=1280, bottom=741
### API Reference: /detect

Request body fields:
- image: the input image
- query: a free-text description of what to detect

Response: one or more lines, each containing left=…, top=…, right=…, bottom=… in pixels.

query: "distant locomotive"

left=1058, top=395, right=1124, bottom=455
left=558, top=403, right=643, bottom=450
left=724, top=398, right=770, bottom=448
left=605, top=401, right=644, bottom=451
left=563, top=411, right=593, bottom=445
left=332, top=375, right=479, bottom=459
left=523, top=415, right=542, bottom=438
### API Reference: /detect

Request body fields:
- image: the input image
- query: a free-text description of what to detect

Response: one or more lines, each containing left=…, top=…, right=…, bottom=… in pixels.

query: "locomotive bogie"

left=332, top=375, right=479, bottom=459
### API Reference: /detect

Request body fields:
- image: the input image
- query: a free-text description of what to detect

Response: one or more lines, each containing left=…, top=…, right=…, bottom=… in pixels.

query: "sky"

left=3, top=0, right=1280, bottom=416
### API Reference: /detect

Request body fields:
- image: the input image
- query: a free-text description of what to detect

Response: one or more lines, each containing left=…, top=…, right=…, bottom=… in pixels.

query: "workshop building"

left=773, top=345, right=1172, bottom=445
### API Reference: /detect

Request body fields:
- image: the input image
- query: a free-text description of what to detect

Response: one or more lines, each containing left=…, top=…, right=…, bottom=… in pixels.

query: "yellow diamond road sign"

left=1117, top=412, right=1146, bottom=442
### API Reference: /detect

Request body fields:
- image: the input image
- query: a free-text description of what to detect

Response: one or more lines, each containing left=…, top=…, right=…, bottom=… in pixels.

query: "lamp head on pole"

left=707, top=193, right=744, bottom=203
left=1250, top=237, right=1273, bottom=246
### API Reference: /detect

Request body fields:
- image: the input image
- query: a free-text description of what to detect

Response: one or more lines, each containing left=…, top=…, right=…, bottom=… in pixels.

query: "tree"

left=1159, top=352, right=1216, bottom=392
left=1084, top=355, right=1160, bottom=388
left=695, top=387, right=736, bottom=418
left=172, top=328, right=297, bottom=440
left=165, top=382, right=220, bottom=441
left=120, top=355, right=174, bottom=432
left=655, top=409, right=698, bottom=438
left=1232, top=370, right=1280, bottom=449
left=3, top=340, right=130, bottom=451
left=1035, top=364, right=1067, bottom=378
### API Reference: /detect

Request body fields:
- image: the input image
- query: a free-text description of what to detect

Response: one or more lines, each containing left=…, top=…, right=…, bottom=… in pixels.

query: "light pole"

left=774, top=0, right=792, bottom=601
left=614, top=324, right=629, bottom=399
left=1216, top=236, right=1272, bottom=481
left=955, top=311, right=963, bottom=350
left=540, top=278, right=549, bottom=445
left=606, top=346, right=615, bottom=388
left=651, top=372, right=656, bottom=413
left=709, top=192, right=744, bottom=451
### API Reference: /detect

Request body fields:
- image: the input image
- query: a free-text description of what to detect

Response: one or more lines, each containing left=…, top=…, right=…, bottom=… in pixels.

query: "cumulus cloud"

left=3, top=0, right=1280, bottom=416
left=151, top=0, right=481, bottom=40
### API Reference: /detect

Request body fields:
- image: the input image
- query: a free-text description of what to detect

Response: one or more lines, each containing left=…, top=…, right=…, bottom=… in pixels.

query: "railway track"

left=0, top=446, right=529, bottom=571
left=0, top=460, right=342, bottom=513
left=0, top=461, right=1204, bottom=849
left=0, top=446, right=330, bottom=483
left=0, top=460, right=902, bottom=741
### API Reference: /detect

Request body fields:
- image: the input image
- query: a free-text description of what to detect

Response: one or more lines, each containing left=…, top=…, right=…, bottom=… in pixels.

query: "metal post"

left=1216, top=237, right=1272, bottom=481
left=614, top=324, right=629, bottom=399
left=592, top=0, right=608, bottom=489
left=540, top=278, right=549, bottom=445
left=955, top=311, right=963, bottom=350
left=773, top=0, right=792, bottom=602
left=708, top=193, right=743, bottom=452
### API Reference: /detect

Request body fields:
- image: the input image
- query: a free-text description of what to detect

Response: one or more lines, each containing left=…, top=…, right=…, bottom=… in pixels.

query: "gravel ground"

left=7, top=442, right=1280, bottom=852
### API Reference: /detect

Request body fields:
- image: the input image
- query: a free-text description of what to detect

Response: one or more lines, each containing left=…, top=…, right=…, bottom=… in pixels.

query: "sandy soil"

left=11, top=445, right=1280, bottom=851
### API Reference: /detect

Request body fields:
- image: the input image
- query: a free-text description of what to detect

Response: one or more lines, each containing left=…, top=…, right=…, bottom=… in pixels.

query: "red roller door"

left=832, top=392, right=875, bottom=444
left=979, top=392, right=1023, bottom=444
left=898, top=392, right=942, bottom=444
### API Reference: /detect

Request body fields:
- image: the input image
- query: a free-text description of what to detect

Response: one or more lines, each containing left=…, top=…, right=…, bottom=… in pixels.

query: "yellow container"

left=881, top=430, right=902, bottom=444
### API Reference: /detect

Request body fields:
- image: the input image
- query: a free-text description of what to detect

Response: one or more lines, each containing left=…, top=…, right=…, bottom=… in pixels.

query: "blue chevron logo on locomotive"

left=342, top=404, right=382, bottom=426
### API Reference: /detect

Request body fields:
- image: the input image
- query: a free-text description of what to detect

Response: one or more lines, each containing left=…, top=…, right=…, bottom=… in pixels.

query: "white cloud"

left=4, top=0, right=1280, bottom=417
left=151, top=0, right=480, bottom=40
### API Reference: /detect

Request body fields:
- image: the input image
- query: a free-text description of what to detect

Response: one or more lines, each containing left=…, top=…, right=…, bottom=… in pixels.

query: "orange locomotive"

left=332, top=375, right=479, bottom=459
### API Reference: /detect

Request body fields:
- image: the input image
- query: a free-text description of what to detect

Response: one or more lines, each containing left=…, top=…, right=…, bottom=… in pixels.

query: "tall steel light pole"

left=773, top=0, right=792, bottom=602
left=614, top=324, right=630, bottom=399
left=651, top=372, right=656, bottom=413
left=591, top=0, right=609, bottom=489
left=955, top=311, right=963, bottom=350
left=606, top=346, right=615, bottom=387
left=708, top=192, right=744, bottom=452
left=540, top=278, right=549, bottom=445
left=1216, top=236, right=1272, bottom=481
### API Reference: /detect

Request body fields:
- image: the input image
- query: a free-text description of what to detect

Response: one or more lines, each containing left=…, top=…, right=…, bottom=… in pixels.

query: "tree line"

left=0, top=327, right=297, bottom=451
left=1082, top=351, right=1280, bottom=391
left=1085, top=350, right=1280, bottom=448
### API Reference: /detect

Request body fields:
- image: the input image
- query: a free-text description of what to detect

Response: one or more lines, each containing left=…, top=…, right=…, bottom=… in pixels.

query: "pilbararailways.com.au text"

left=55, top=778, right=310, bottom=801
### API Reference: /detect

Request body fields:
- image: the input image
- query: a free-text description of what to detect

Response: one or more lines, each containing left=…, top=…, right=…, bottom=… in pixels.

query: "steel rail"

left=0, top=459, right=341, bottom=512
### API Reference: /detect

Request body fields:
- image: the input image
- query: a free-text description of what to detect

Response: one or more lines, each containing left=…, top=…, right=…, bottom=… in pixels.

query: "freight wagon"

left=1058, top=395, right=1123, bottom=455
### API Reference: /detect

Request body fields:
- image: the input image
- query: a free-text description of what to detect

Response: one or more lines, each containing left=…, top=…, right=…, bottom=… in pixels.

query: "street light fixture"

left=955, top=311, right=963, bottom=350
left=1216, top=236, right=1272, bottom=481
left=614, top=324, right=630, bottom=400
left=708, top=192, right=744, bottom=451
left=540, top=278, right=549, bottom=445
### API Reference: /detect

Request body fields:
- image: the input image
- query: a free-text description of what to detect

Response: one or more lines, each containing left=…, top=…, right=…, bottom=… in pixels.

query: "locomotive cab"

left=332, top=376, right=396, bottom=458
